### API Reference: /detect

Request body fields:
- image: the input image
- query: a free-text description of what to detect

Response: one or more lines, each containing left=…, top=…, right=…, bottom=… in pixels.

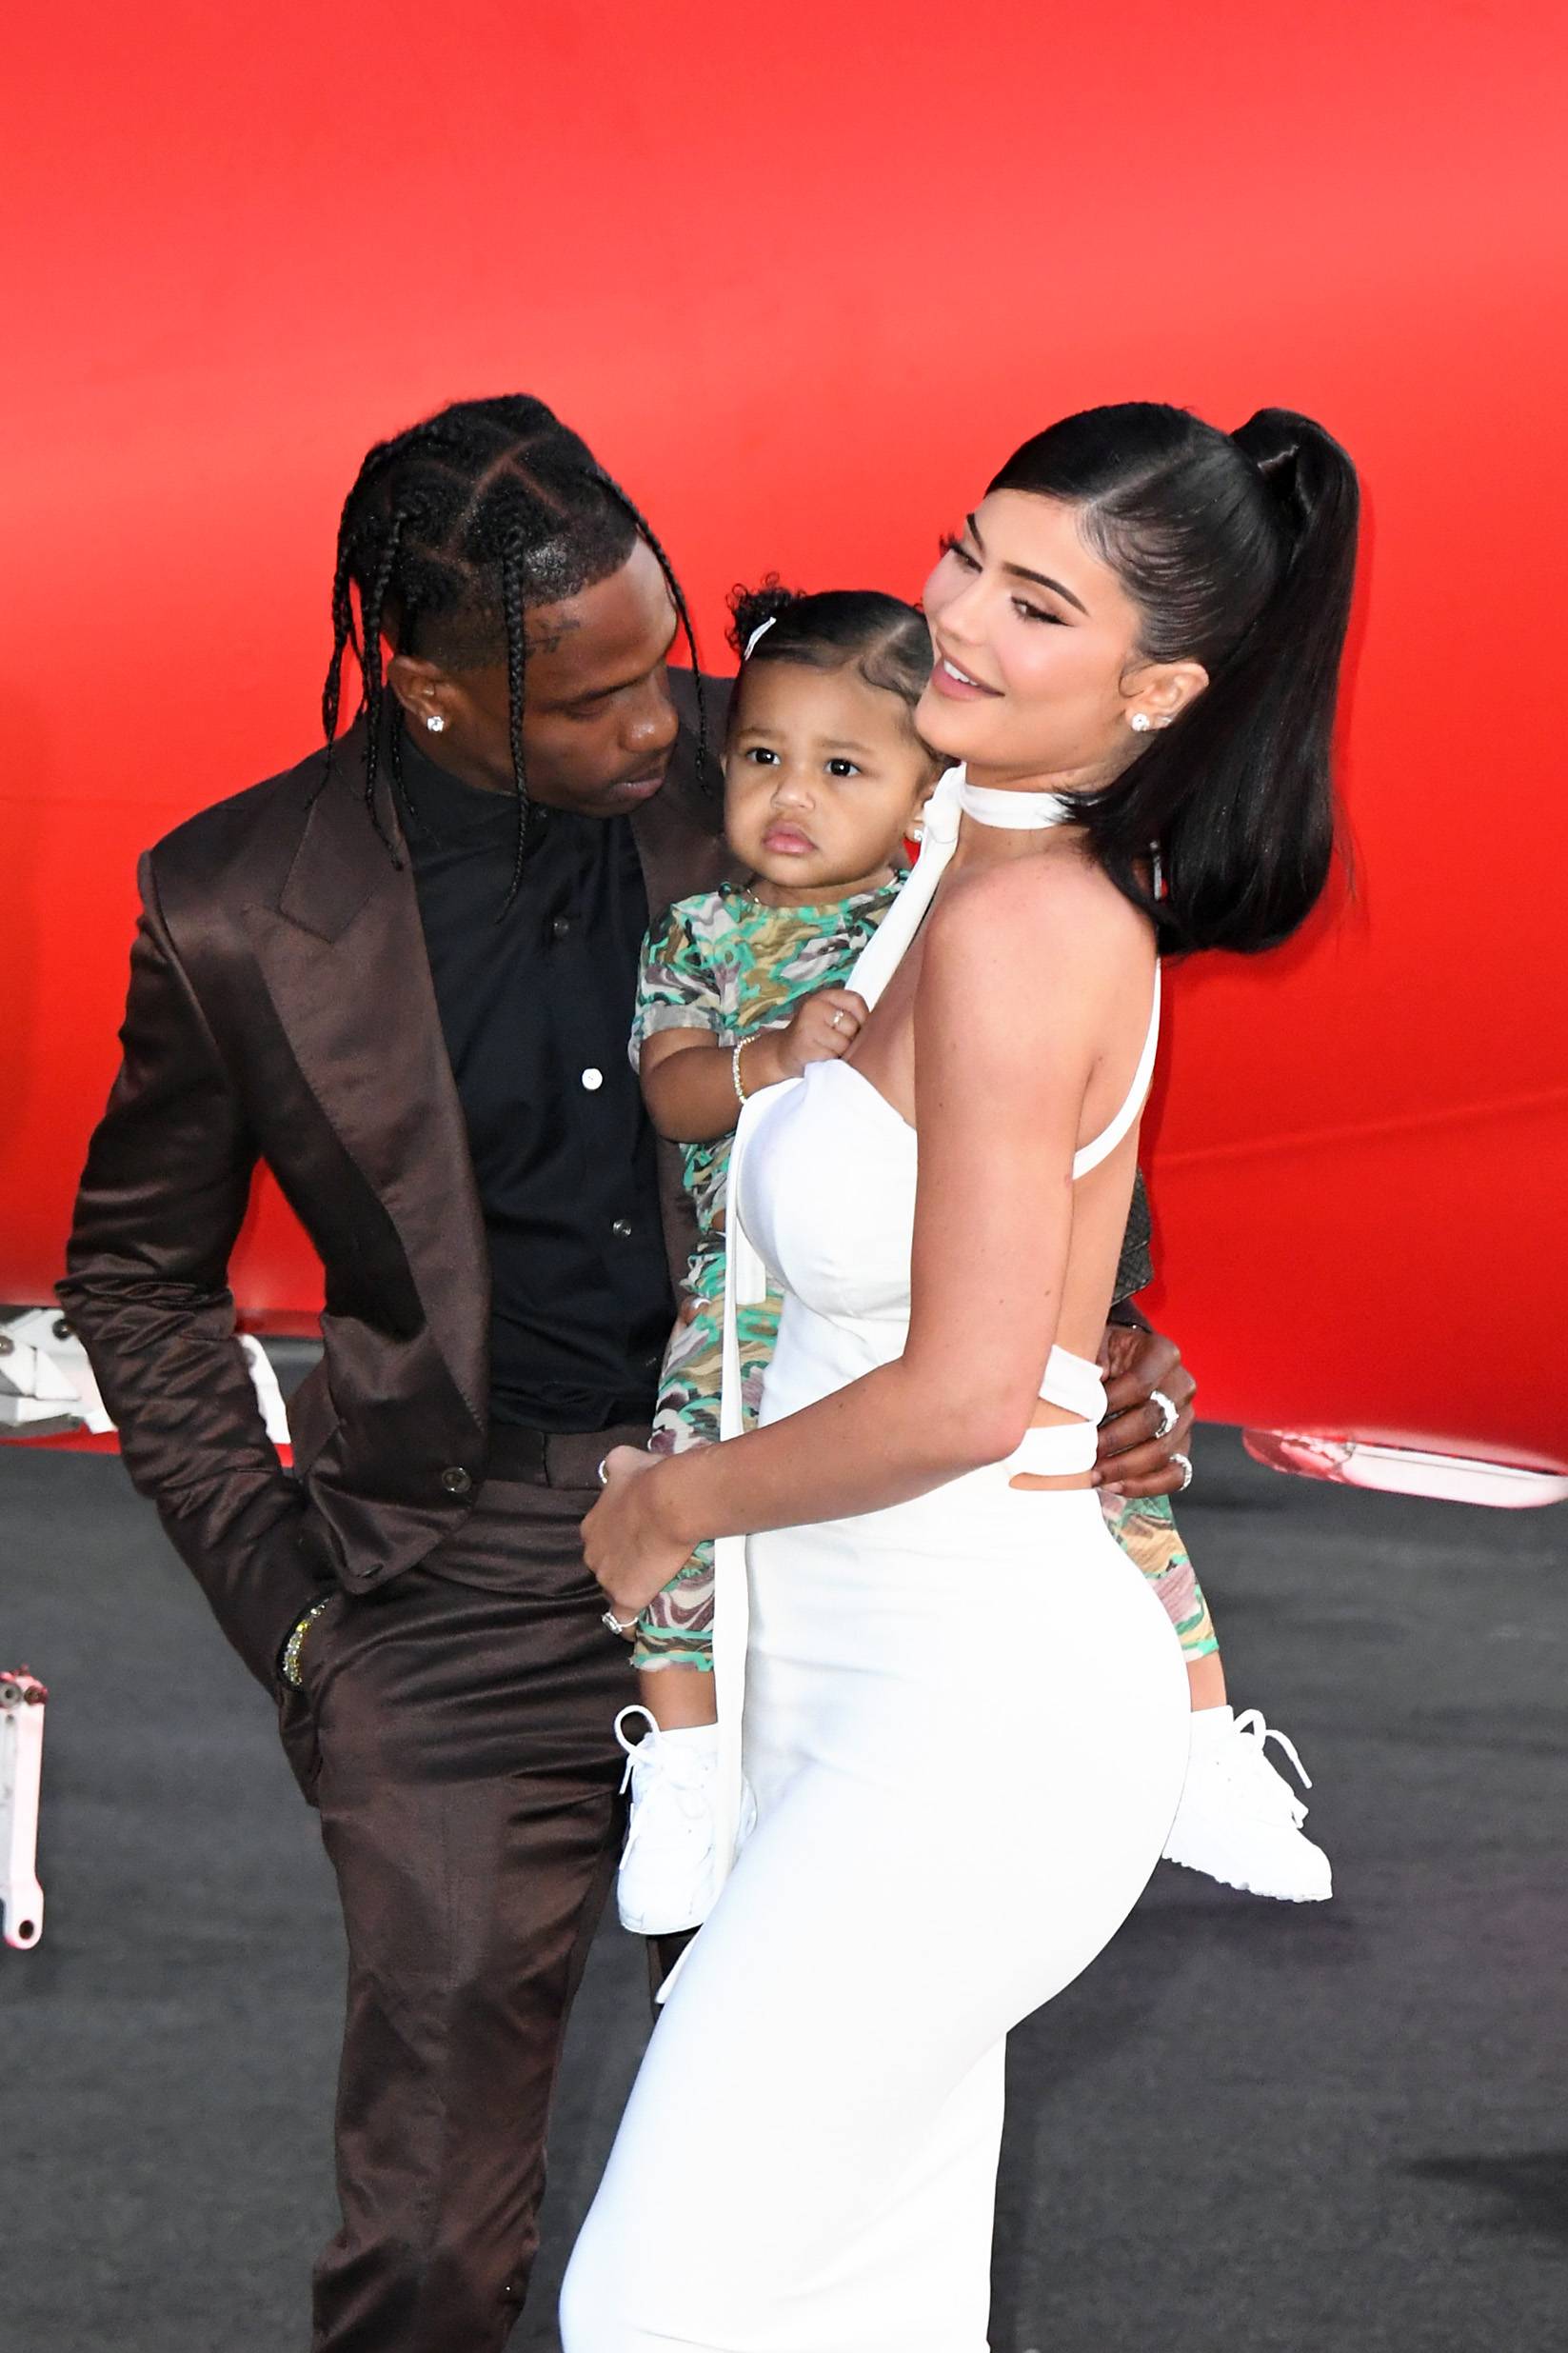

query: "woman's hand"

left=583, top=1446, right=695, bottom=1634
left=1093, top=1323, right=1197, bottom=1497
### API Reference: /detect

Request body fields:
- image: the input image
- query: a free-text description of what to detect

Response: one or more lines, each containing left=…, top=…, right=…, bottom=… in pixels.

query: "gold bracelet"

left=281, top=1596, right=334, bottom=1689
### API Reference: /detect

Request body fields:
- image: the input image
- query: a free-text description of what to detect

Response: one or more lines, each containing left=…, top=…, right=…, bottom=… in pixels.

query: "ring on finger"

left=1150, top=1388, right=1179, bottom=1442
left=596, top=1457, right=609, bottom=1487
left=1171, top=1451, right=1193, bottom=1493
left=830, top=1010, right=846, bottom=1031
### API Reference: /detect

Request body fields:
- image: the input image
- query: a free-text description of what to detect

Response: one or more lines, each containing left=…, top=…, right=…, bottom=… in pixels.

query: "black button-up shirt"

left=400, top=729, right=673, bottom=1432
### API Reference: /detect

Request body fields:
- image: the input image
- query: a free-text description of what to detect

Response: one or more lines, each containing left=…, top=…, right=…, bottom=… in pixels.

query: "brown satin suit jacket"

left=59, top=677, right=730, bottom=1688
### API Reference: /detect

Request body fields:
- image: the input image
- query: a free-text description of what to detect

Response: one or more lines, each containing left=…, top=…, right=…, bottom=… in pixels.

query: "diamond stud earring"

left=426, top=714, right=447, bottom=734
left=1129, top=712, right=1153, bottom=733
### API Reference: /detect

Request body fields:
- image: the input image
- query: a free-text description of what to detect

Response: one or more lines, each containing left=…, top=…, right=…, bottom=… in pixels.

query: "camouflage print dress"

left=628, top=878, right=1217, bottom=1673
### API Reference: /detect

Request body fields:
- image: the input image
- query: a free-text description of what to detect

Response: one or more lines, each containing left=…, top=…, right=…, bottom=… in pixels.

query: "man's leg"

left=302, top=1467, right=633, bottom=2353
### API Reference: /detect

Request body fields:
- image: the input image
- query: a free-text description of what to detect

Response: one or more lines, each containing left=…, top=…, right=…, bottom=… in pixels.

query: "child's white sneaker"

left=1161, top=1705, right=1333, bottom=1903
left=613, top=1706, right=755, bottom=1936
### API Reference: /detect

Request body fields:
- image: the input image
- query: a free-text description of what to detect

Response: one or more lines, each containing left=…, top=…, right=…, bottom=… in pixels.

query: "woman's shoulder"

left=927, top=846, right=1154, bottom=998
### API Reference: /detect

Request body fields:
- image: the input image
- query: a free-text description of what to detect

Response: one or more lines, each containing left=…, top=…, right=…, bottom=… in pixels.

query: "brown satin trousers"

left=277, top=1426, right=647, bottom=2353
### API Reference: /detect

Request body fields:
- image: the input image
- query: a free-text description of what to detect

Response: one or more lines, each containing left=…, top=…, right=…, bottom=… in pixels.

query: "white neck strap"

left=956, top=771, right=1076, bottom=831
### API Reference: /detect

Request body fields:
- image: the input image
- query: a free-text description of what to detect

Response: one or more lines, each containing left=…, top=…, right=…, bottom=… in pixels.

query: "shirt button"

left=440, top=1466, right=473, bottom=1497
left=611, top=1218, right=633, bottom=1239
left=552, top=915, right=571, bottom=939
left=581, top=1067, right=604, bottom=1091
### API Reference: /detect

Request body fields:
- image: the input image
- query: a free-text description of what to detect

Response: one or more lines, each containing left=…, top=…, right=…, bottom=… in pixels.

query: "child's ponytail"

left=727, top=577, right=804, bottom=661
left=724, top=580, right=936, bottom=734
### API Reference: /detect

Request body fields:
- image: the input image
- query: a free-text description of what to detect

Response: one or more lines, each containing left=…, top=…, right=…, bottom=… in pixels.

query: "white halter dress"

left=562, top=768, right=1190, bottom=2353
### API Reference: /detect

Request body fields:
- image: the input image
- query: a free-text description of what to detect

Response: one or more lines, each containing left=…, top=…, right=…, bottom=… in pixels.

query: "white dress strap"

left=844, top=768, right=963, bottom=1011
left=1071, top=965, right=1161, bottom=1180
left=1008, top=1347, right=1108, bottom=1477
left=703, top=1088, right=775, bottom=1922
left=1038, top=1344, right=1109, bottom=1421
left=692, top=791, right=974, bottom=1929
left=1007, top=1421, right=1101, bottom=1475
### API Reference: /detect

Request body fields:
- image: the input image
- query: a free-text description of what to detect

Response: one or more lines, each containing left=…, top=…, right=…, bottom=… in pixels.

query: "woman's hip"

left=742, top=1485, right=1189, bottom=1801
left=746, top=1479, right=1177, bottom=1658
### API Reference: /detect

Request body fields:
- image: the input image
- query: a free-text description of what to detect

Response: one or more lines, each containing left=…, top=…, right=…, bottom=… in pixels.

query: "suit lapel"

left=243, top=743, right=487, bottom=1427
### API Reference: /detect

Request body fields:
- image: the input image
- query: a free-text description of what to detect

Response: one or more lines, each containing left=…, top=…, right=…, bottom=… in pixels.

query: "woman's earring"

left=1129, top=712, right=1153, bottom=733
left=426, top=714, right=447, bottom=734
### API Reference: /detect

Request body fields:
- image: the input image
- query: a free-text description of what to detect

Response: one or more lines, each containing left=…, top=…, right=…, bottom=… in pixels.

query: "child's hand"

left=757, top=988, right=868, bottom=1084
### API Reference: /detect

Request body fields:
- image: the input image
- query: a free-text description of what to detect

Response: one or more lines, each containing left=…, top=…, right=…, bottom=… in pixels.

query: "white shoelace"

left=1232, top=1708, right=1314, bottom=1792
left=1218, top=1708, right=1316, bottom=1829
left=614, top=1705, right=715, bottom=1822
left=614, top=1704, right=657, bottom=1780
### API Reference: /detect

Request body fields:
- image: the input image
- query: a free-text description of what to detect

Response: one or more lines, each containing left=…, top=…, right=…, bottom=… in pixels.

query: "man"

left=60, top=394, right=1194, bottom=2350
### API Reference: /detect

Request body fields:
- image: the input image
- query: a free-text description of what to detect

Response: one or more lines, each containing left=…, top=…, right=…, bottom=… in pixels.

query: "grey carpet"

left=1, top=1431, right=1563, bottom=2350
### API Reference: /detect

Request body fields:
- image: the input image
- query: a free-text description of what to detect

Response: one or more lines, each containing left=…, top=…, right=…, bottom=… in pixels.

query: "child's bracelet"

left=732, top=1035, right=758, bottom=1106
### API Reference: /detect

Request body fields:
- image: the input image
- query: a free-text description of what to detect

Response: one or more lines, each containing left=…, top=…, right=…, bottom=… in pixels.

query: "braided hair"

left=321, top=394, right=706, bottom=906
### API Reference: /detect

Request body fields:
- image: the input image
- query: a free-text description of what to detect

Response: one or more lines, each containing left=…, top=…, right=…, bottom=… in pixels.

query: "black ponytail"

left=988, top=402, right=1360, bottom=954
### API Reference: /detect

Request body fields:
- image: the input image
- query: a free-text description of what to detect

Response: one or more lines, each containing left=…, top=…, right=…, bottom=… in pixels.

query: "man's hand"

left=1093, top=1322, right=1196, bottom=1498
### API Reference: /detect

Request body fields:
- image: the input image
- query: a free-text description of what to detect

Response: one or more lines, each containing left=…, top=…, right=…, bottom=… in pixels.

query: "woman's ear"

left=1127, top=659, right=1209, bottom=730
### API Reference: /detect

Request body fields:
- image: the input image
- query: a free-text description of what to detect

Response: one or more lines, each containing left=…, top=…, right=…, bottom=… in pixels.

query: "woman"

left=562, top=401, right=1360, bottom=2351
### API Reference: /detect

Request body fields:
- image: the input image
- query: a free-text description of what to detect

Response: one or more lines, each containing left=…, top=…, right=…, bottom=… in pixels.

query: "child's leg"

left=616, top=1289, right=779, bottom=1934
left=637, top=1657, right=718, bottom=1730
left=1098, top=1490, right=1333, bottom=1902
left=631, top=1290, right=726, bottom=1724
left=1186, top=1649, right=1228, bottom=1713
left=632, top=1286, right=780, bottom=1692
left=633, top=1533, right=719, bottom=1731
left=1098, top=1490, right=1224, bottom=1706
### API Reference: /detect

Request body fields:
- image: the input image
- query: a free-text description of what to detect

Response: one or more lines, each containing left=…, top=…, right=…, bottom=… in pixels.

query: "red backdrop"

left=4, top=2, right=1565, bottom=1470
